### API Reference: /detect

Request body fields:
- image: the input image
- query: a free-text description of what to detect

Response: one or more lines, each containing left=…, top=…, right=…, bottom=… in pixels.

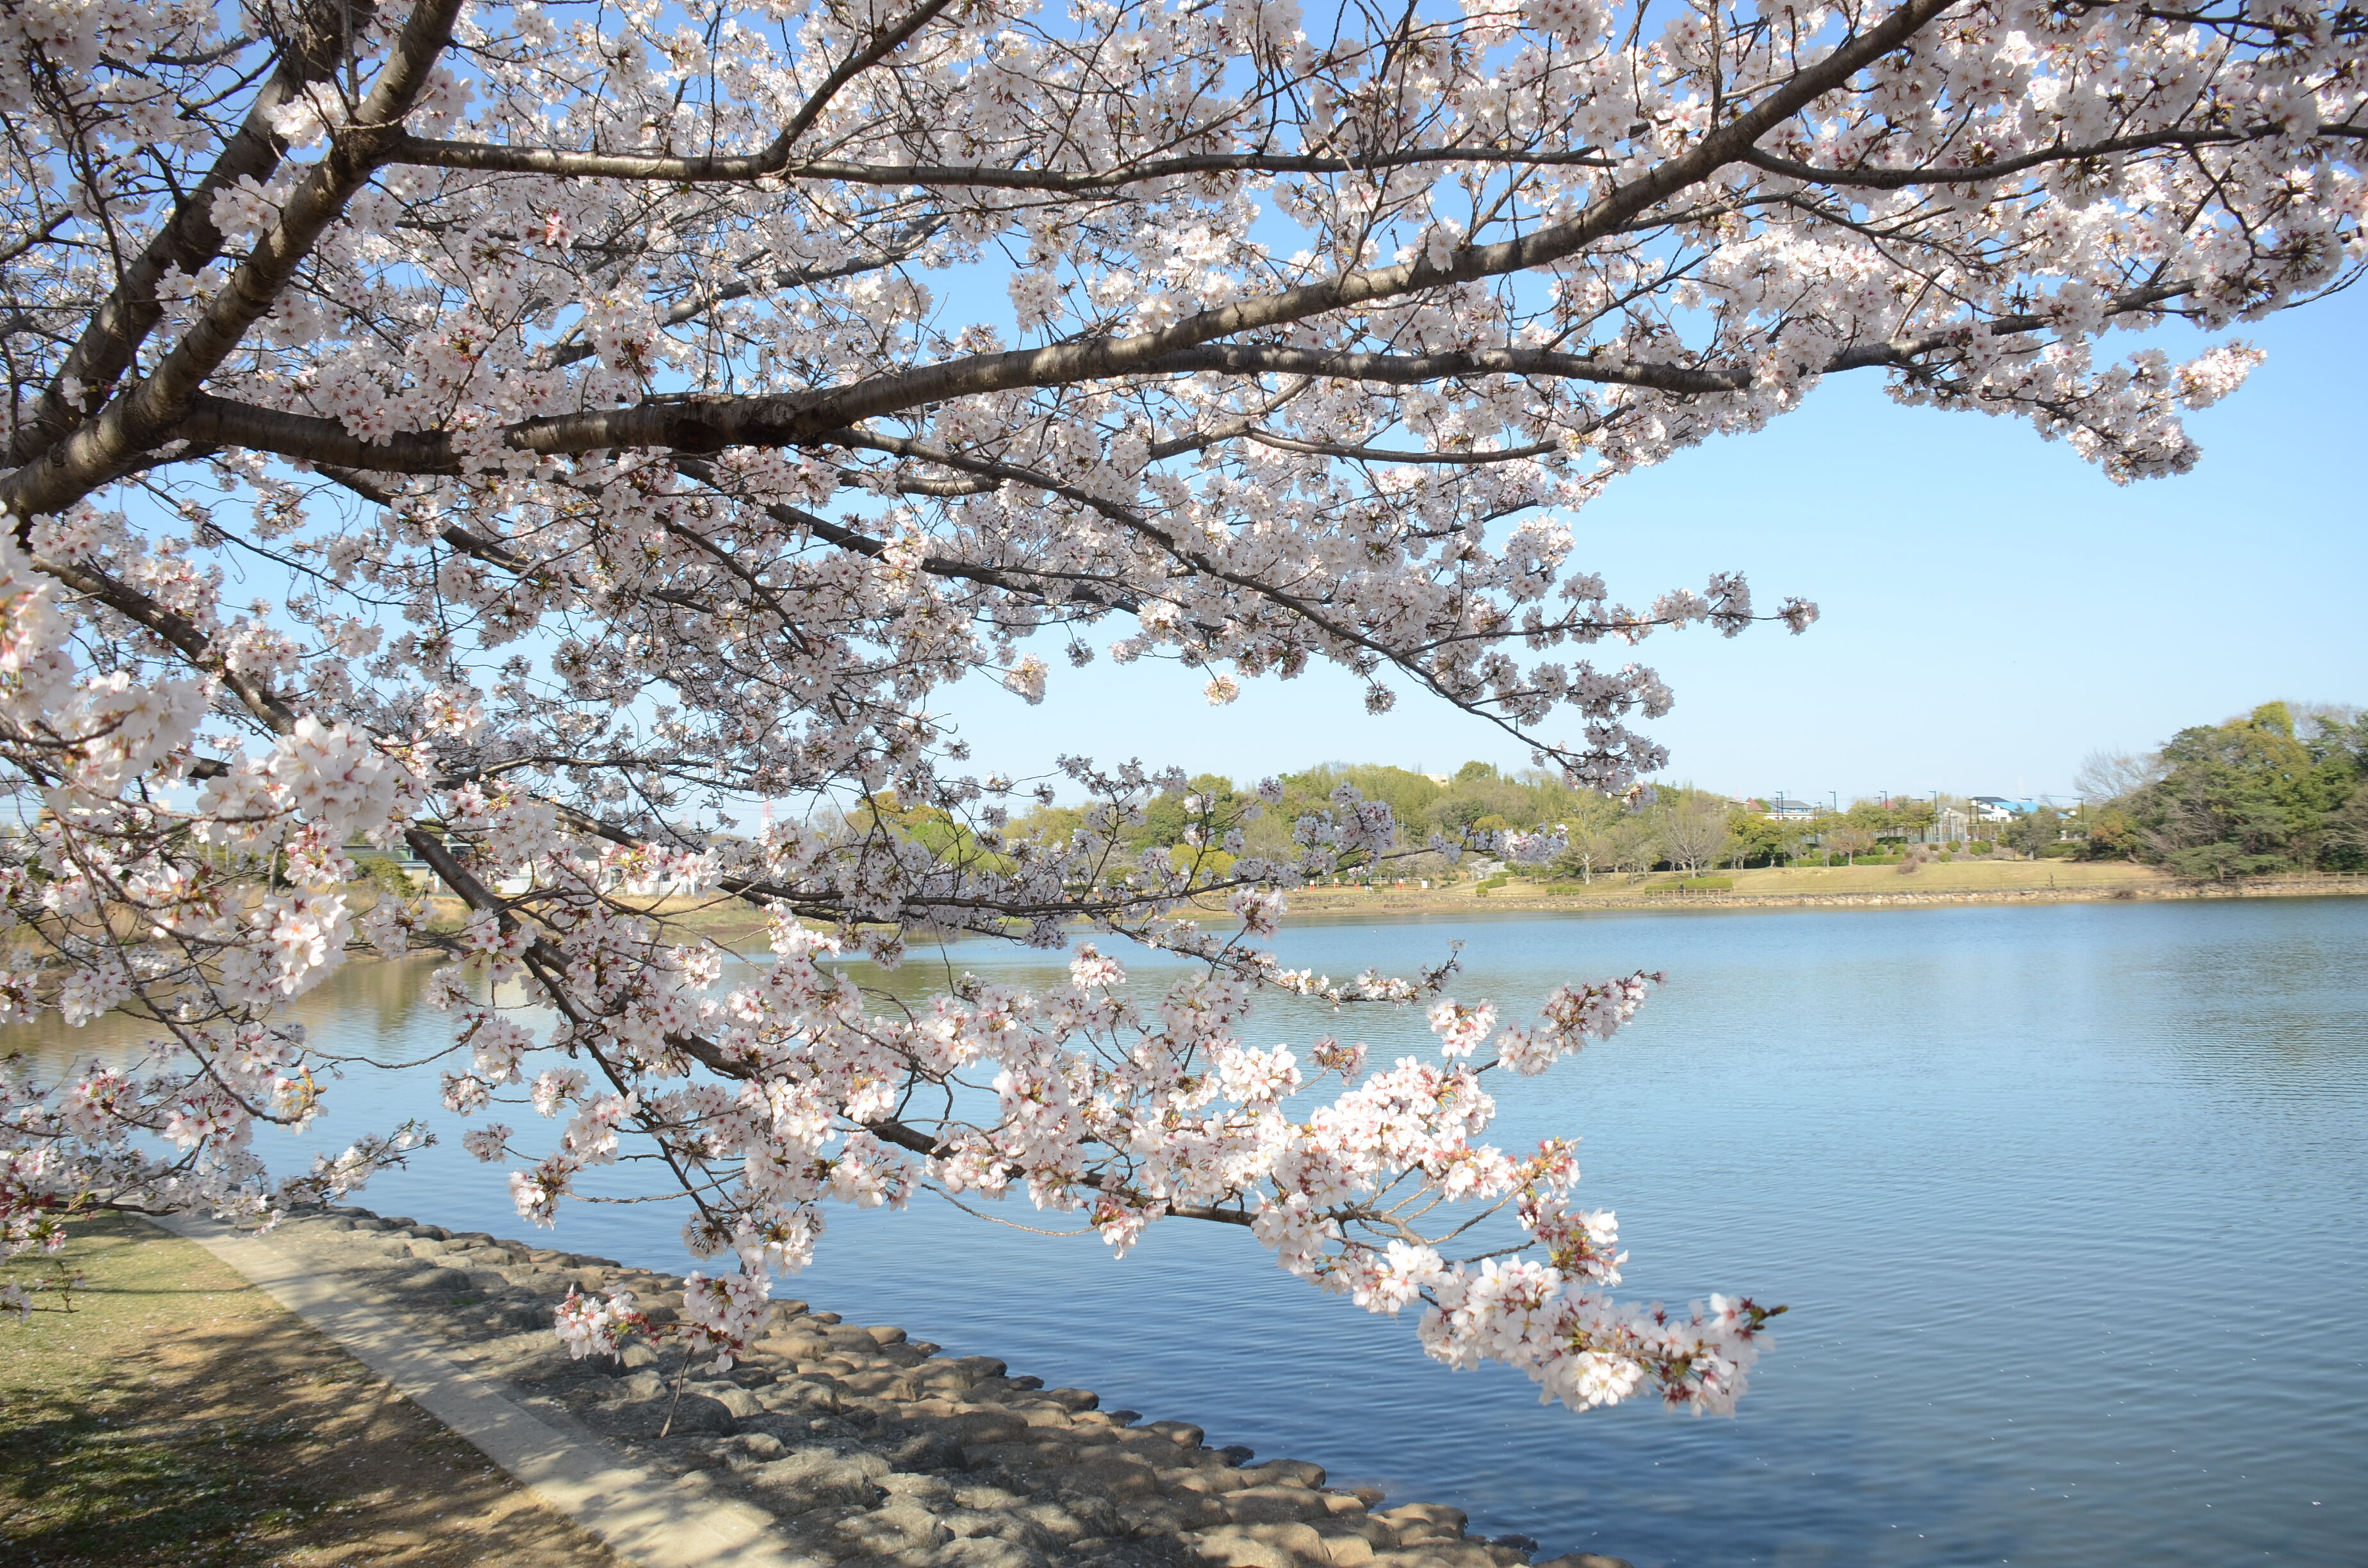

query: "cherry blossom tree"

left=1, top=0, right=2359, bottom=1409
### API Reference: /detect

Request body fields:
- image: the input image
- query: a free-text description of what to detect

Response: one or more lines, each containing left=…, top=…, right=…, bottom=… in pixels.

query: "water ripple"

left=11, top=897, right=2362, bottom=1567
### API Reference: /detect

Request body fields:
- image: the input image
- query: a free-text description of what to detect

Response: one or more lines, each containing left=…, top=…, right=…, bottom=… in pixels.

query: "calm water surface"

left=16, top=898, right=2365, bottom=1567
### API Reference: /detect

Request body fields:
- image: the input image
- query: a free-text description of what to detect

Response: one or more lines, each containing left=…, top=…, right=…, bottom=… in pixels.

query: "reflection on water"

left=3, top=951, right=457, bottom=1077
left=10, top=898, right=2365, bottom=1568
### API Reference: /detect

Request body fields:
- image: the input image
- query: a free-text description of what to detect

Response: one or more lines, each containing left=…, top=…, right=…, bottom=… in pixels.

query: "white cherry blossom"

left=4, top=0, right=2355, bottom=1416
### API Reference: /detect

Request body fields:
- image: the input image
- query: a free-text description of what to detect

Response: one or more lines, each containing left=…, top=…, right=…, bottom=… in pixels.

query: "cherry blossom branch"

left=1742, top=119, right=2368, bottom=191
left=2, top=0, right=467, bottom=524
left=386, top=139, right=1634, bottom=186
left=5, top=0, right=376, bottom=468
left=165, top=0, right=1959, bottom=482
left=8, top=0, right=2355, bottom=1418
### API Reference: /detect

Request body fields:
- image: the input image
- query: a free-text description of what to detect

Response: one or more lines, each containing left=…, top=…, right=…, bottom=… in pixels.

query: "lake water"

left=13, top=898, right=2366, bottom=1567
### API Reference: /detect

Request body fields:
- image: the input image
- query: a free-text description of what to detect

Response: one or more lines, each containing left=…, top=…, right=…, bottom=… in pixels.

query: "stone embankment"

left=264, top=1207, right=1626, bottom=1568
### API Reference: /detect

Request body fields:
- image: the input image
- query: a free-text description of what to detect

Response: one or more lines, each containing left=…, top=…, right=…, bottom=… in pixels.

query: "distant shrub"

left=356, top=856, right=417, bottom=895
left=2079, top=808, right=2144, bottom=861
left=2166, top=843, right=2291, bottom=880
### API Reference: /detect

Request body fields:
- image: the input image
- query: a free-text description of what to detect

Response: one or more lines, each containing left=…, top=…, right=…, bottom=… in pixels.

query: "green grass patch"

left=0, top=1215, right=334, bottom=1566
left=0, top=1395, right=328, bottom=1564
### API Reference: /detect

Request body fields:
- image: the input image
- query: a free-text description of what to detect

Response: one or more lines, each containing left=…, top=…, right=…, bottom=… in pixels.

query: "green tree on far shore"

left=2082, top=702, right=2366, bottom=879
left=1002, top=704, right=2365, bottom=886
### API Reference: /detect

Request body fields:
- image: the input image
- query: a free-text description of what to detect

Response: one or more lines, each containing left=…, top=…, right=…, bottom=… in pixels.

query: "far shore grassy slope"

left=416, top=862, right=2366, bottom=945
left=1274, top=860, right=2366, bottom=917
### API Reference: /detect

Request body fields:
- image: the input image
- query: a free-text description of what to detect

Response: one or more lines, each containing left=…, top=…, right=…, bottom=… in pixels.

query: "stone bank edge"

left=262, top=1205, right=1631, bottom=1568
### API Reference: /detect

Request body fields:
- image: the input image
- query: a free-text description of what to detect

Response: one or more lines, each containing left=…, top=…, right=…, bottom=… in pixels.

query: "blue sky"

left=930, top=288, right=2368, bottom=803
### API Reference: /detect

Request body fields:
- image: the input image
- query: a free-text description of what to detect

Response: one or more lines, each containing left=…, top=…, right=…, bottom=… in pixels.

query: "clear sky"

left=929, top=288, right=2368, bottom=804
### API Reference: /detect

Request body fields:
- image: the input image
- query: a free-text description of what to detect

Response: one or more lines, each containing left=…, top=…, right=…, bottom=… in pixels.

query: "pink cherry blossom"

left=3, top=0, right=2349, bottom=1414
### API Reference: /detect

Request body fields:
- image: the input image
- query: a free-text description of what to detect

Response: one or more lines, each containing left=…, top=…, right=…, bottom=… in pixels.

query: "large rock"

left=1120, top=1494, right=1232, bottom=1535
left=836, top=1501, right=951, bottom=1555
left=1032, top=1493, right=1121, bottom=1541
left=963, top=1438, right=1074, bottom=1473
left=730, top=1432, right=789, bottom=1463
left=1169, top=1466, right=1256, bottom=1496
left=941, top=1409, right=1031, bottom=1446
left=1370, top=1544, right=1505, bottom=1568
left=841, top=1368, right=918, bottom=1398
left=756, top=1377, right=839, bottom=1416
left=1377, top=1503, right=1467, bottom=1540
left=660, top=1391, right=740, bottom=1435
left=388, top=1265, right=477, bottom=1297
left=479, top=1295, right=553, bottom=1331
left=745, top=1445, right=888, bottom=1513
left=695, top=1382, right=764, bottom=1419
left=1224, top=1486, right=1335, bottom=1526
left=934, top=1355, right=1010, bottom=1386
left=929, top=1539, right=1051, bottom=1568
left=1246, top=1459, right=1329, bottom=1490
left=882, top=1428, right=967, bottom=1472
left=1244, top=1523, right=1328, bottom=1560
left=1185, top=1527, right=1303, bottom=1568
left=577, top=1378, right=736, bottom=1438
left=1053, top=1453, right=1159, bottom=1499
left=1315, top=1530, right=1379, bottom=1567
left=882, top=1472, right=958, bottom=1509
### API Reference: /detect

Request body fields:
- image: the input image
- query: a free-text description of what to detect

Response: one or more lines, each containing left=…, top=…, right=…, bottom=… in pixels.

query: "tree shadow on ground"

left=0, top=1217, right=616, bottom=1568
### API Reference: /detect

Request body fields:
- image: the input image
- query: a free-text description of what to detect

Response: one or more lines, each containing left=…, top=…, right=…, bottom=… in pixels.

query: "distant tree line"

left=2076, top=702, right=2367, bottom=878
left=1013, top=760, right=1597, bottom=881
left=992, top=699, right=2364, bottom=888
left=1012, top=763, right=1991, bottom=884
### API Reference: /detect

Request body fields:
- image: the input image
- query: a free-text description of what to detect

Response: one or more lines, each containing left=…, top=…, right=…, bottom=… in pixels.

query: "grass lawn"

left=0, top=1213, right=614, bottom=1568
left=1279, top=859, right=2368, bottom=915
left=1693, top=860, right=2166, bottom=896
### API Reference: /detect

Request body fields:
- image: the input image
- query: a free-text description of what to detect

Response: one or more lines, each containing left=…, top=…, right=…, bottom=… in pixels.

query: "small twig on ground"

left=1, top=1264, right=84, bottom=1319
left=656, top=1350, right=691, bottom=1439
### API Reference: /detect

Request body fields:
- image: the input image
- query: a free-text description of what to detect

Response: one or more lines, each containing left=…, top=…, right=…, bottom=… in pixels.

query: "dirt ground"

left=0, top=1213, right=620, bottom=1568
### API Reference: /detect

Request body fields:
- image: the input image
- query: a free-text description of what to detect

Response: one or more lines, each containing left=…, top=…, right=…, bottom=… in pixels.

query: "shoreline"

left=413, top=870, right=2368, bottom=944
left=1265, top=871, right=2367, bottom=922
left=160, top=1205, right=1628, bottom=1568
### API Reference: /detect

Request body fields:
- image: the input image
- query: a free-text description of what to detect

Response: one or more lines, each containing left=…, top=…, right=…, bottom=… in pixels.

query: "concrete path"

left=157, top=1214, right=821, bottom=1568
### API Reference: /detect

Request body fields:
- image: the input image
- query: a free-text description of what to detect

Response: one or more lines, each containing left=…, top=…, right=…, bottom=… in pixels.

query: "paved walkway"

left=161, top=1214, right=819, bottom=1568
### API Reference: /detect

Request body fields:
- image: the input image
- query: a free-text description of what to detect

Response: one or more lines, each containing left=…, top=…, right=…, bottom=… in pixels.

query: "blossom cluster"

left=3, top=0, right=2358, bottom=1419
